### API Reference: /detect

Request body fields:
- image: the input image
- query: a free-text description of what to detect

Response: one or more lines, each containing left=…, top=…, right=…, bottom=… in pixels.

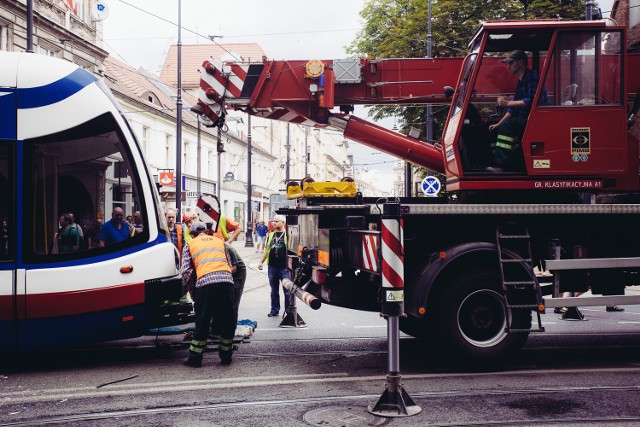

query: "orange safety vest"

left=188, top=234, right=231, bottom=279
left=173, top=224, right=184, bottom=256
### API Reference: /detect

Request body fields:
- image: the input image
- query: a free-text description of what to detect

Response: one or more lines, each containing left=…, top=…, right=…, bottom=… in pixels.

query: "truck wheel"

left=433, top=267, right=530, bottom=362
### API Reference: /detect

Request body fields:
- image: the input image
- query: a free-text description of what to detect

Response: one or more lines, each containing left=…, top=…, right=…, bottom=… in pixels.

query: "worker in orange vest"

left=181, top=221, right=235, bottom=367
left=165, top=208, right=185, bottom=263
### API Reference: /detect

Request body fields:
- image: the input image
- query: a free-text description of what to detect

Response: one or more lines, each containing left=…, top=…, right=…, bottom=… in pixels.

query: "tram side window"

left=538, top=31, right=622, bottom=107
left=22, top=113, right=147, bottom=260
left=0, top=142, right=11, bottom=260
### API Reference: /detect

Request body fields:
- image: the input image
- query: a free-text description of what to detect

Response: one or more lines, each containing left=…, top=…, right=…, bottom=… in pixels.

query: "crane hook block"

left=305, top=60, right=325, bottom=79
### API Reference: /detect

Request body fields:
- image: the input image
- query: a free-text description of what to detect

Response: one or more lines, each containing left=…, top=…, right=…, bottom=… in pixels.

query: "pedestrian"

left=255, top=220, right=269, bottom=253
left=165, top=208, right=186, bottom=262
left=58, top=213, right=80, bottom=253
left=132, top=211, right=144, bottom=235
left=181, top=221, right=235, bottom=367
left=68, top=212, right=86, bottom=250
left=258, top=214, right=292, bottom=317
left=99, top=207, right=132, bottom=246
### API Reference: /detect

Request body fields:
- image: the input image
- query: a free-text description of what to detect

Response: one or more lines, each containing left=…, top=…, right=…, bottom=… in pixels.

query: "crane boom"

left=192, top=18, right=640, bottom=192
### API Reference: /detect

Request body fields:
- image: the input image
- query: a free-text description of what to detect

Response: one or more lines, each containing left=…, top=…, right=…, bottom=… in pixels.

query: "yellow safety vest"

left=189, top=235, right=231, bottom=279
left=213, top=215, right=229, bottom=240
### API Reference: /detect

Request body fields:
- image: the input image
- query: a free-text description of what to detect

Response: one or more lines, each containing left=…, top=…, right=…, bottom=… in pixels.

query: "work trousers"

left=267, top=267, right=291, bottom=314
left=494, top=116, right=526, bottom=168
left=189, top=281, right=234, bottom=360
left=232, top=275, right=246, bottom=325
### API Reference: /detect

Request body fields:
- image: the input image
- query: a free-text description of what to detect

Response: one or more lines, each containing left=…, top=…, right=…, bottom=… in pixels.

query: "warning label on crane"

left=571, top=127, right=590, bottom=155
left=386, top=290, right=404, bottom=302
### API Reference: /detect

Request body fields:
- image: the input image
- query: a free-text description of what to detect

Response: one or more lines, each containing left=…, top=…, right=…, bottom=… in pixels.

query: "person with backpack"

left=58, top=213, right=80, bottom=253
left=68, top=212, right=88, bottom=250
left=257, top=215, right=291, bottom=317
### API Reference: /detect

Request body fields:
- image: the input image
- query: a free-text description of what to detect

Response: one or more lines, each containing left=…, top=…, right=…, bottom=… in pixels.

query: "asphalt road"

left=2, top=242, right=640, bottom=426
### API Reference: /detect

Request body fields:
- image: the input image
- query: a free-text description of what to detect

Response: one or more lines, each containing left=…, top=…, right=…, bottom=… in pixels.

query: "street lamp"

left=175, top=0, right=183, bottom=218
left=245, top=113, right=254, bottom=248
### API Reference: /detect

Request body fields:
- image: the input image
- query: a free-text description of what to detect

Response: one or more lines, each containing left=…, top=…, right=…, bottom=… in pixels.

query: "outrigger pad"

left=561, top=307, right=586, bottom=321
left=279, top=311, right=307, bottom=328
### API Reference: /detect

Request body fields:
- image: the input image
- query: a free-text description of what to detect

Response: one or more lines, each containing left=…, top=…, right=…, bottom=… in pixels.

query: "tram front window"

left=22, top=113, right=147, bottom=260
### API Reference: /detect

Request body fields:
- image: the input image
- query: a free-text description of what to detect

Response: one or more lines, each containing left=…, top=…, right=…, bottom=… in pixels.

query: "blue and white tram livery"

left=0, top=52, right=183, bottom=352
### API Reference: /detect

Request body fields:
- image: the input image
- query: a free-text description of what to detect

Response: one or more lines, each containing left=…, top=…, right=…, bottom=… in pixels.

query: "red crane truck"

left=192, top=18, right=640, bottom=361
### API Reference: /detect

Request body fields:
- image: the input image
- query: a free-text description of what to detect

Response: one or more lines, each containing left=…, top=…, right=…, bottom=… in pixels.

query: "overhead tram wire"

left=114, top=0, right=242, bottom=62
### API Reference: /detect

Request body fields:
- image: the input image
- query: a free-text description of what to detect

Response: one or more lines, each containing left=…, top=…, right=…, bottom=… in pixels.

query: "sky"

left=101, top=0, right=398, bottom=183
left=100, top=0, right=615, bottom=187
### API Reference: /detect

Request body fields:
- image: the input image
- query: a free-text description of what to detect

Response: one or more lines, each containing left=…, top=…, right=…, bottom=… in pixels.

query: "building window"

left=0, top=24, right=9, bottom=51
left=38, top=45, right=56, bottom=57
left=141, top=125, right=149, bottom=156
left=165, top=134, right=173, bottom=168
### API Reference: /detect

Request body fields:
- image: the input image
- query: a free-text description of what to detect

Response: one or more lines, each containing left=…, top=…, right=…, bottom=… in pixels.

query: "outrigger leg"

left=368, top=316, right=422, bottom=417
left=368, top=201, right=421, bottom=418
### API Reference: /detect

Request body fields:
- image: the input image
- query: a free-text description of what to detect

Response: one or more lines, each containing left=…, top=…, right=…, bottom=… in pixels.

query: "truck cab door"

left=525, top=30, right=627, bottom=179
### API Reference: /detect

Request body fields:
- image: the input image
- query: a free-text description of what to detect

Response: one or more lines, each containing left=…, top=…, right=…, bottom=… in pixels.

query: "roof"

left=103, top=55, right=215, bottom=134
left=159, top=43, right=266, bottom=88
left=104, top=55, right=176, bottom=115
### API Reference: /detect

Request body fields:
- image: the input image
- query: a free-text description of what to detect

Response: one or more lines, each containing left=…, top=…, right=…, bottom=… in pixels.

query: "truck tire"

left=433, top=266, right=530, bottom=362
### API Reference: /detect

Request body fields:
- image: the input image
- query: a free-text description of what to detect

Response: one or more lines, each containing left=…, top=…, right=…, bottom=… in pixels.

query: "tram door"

left=0, top=141, right=17, bottom=352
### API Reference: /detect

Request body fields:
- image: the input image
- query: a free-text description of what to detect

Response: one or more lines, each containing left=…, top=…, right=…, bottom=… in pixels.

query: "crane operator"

left=487, top=50, right=547, bottom=173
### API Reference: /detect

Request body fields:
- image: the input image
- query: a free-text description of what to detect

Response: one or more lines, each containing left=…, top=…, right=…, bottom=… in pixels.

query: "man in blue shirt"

left=99, top=207, right=132, bottom=246
left=487, top=50, right=547, bottom=173
left=255, top=220, right=269, bottom=253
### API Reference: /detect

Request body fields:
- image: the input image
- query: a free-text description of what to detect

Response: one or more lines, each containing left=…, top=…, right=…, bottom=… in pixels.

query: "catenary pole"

left=175, top=0, right=183, bottom=217
left=245, top=114, right=254, bottom=247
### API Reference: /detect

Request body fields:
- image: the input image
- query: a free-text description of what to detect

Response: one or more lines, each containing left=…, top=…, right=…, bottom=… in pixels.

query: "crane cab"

left=444, top=20, right=632, bottom=192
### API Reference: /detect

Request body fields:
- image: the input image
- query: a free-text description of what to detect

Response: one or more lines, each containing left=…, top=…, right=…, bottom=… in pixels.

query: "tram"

left=0, top=52, right=183, bottom=352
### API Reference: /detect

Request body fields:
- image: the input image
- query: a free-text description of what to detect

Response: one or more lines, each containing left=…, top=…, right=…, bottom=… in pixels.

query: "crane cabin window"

left=22, top=113, right=148, bottom=261
left=538, top=31, right=623, bottom=107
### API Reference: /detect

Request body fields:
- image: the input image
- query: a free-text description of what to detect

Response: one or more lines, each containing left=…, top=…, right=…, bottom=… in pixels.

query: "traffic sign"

left=195, top=195, right=221, bottom=233
left=421, top=176, right=441, bottom=197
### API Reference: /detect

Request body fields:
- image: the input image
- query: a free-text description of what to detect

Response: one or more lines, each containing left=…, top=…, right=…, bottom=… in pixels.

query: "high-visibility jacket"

left=189, top=234, right=231, bottom=279
left=172, top=224, right=184, bottom=256
left=263, top=230, right=287, bottom=266
left=219, top=216, right=228, bottom=239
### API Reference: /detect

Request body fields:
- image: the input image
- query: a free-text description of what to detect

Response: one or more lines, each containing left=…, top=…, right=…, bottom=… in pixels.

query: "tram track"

left=3, top=383, right=640, bottom=426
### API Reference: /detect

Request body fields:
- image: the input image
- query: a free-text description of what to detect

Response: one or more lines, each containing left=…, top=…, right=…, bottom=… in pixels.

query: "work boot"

left=220, top=350, right=233, bottom=365
left=183, top=357, right=202, bottom=368
left=219, top=337, right=233, bottom=365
